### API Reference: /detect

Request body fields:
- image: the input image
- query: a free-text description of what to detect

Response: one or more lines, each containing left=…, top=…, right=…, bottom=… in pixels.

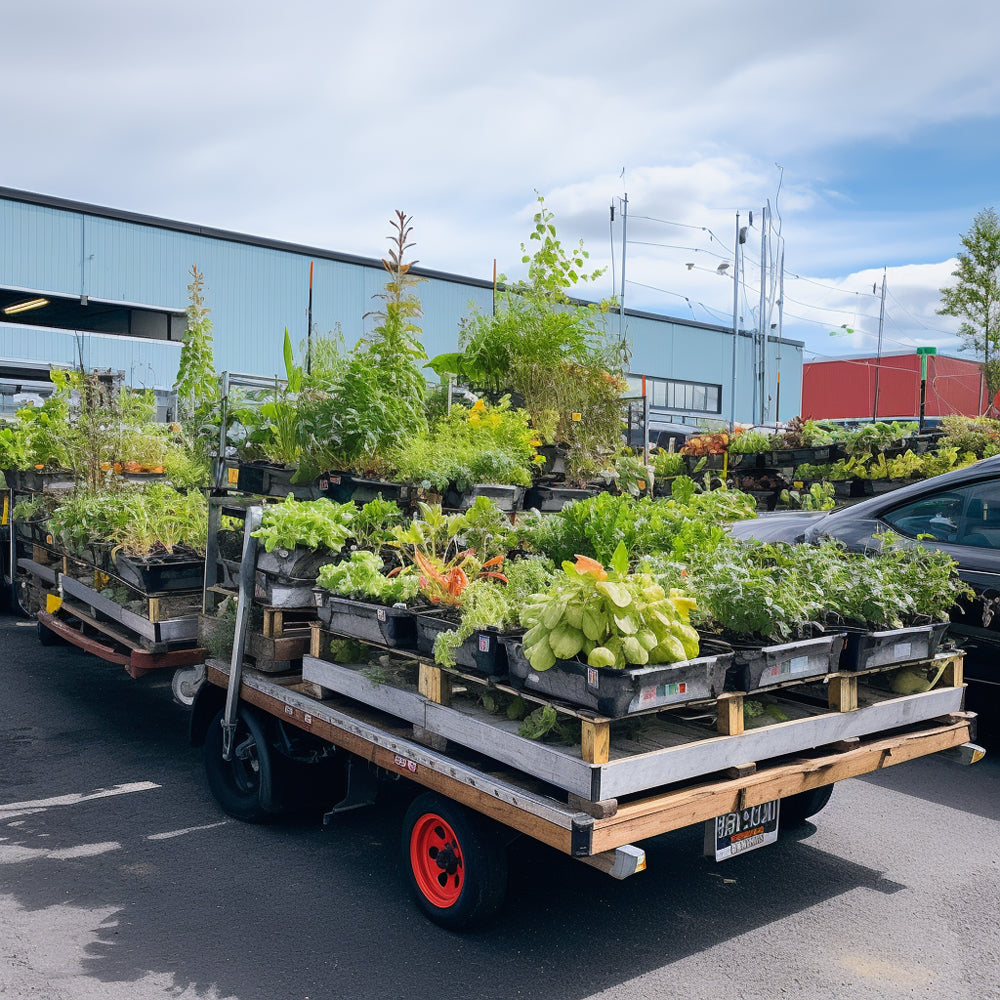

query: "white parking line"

left=146, top=821, right=229, bottom=840
left=0, top=782, right=161, bottom=819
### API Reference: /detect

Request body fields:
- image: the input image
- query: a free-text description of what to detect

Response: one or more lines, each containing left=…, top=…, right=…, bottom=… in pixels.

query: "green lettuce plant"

left=251, top=495, right=355, bottom=553
left=518, top=542, right=700, bottom=670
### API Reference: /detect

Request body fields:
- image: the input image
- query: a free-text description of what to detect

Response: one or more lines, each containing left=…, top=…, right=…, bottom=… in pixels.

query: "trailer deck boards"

left=59, top=573, right=200, bottom=644
left=298, top=645, right=967, bottom=802
left=205, top=660, right=975, bottom=858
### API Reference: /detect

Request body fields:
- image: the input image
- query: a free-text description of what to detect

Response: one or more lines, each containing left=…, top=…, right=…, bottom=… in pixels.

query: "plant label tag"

left=586, top=667, right=599, bottom=690
left=893, top=642, right=912, bottom=660
left=319, top=478, right=328, bottom=489
left=478, top=634, right=491, bottom=652
left=377, top=608, right=387, bottom=622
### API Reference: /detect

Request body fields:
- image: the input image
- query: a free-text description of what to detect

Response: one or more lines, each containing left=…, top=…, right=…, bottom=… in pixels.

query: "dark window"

left=628, top=374, right=722, bottom=415
left=883, top=480, right=1000, bottom=548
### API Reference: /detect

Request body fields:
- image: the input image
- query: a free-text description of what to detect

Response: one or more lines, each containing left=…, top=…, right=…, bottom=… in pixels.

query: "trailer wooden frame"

left=205, top=660, right=976, bottom=864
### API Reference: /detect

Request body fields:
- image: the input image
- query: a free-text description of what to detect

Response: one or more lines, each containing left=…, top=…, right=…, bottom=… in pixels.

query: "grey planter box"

left=503, top=639, right=732, bottom=718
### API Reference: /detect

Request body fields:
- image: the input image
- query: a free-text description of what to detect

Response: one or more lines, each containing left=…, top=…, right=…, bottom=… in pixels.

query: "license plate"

left=705, top=800, right=780, bottom=861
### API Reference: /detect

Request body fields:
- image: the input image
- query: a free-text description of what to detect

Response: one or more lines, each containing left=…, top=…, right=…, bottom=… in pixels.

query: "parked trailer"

left=192, top=656, right=980, bottom=929
left=190, top=507, right=984, bottom=929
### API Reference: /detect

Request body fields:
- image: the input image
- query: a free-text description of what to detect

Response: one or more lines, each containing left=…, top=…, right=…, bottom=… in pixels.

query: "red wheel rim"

left=410, top=812, right=464, bottom=908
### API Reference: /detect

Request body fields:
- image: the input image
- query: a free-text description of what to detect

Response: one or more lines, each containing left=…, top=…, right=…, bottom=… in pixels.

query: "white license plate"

left=705, top=800, right=780, bottom=861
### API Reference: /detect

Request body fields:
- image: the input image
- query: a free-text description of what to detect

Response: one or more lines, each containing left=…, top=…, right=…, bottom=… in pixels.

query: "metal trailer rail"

left=204, top=659, right=977, bottom=863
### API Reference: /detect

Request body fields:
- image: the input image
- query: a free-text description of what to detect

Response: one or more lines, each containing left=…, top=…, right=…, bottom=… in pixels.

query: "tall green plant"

left=296, top=212, right=428, bottom=478
left=174, top=266, right=219, bottom=441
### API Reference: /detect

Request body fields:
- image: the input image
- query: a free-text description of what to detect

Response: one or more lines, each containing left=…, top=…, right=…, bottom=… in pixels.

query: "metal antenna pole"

left=729, top=212, right=741, bottom=431
left=619, top=192, right=628, bottom=346
left=758, top=206, right=768, bottom=424
left=872, top=269, right=887, bottom=421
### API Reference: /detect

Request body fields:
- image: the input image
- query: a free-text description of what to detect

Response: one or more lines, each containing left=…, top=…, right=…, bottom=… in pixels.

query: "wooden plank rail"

left=206, top=660, right=976, bottom=858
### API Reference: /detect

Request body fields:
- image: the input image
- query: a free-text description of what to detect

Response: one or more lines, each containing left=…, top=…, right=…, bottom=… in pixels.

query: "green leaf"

left=610, top=540, right=629, bottom=576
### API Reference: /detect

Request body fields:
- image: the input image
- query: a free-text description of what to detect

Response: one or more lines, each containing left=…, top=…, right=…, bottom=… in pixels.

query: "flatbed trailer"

left=19, top=551, right=206, bottom=693
left=193, top=639, right=981, bottom=928
left=188, top=503, right=985, bottom=928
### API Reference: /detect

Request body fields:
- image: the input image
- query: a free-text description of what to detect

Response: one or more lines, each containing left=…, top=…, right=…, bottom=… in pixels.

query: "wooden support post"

left=939, top=656, right=964, bottom=688
left=263, top=609, right=283, bottom=638
left=310, top=622, right=324, bottom=659
left=829, top=673, right=858, bottom=712
left=147, top=597, right=161, bottom=623
left=567, top=792, right=618, bottom=818
left=419, top=662, right=452, bottom=708
left=717, top=693, right=744, bottom=735
left=580, top=719, right=610, bottom=764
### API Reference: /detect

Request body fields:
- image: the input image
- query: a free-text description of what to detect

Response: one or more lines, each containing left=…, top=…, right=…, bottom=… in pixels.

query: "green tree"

left=938, top=207, right=1000, bottom=397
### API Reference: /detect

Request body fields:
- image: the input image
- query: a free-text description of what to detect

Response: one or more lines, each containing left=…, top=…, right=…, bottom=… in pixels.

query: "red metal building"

left=801, top=351, right=988, bottom=421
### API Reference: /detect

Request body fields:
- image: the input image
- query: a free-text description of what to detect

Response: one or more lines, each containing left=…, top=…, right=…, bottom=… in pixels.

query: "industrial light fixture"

left=3, top=297, right=49, bottom=315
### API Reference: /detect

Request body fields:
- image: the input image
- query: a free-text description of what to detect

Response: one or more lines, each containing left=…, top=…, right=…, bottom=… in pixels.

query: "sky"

left=4, top=0, right=1000, bottom=363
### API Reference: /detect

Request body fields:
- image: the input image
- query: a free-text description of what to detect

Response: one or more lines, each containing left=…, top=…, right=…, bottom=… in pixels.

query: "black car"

left=729, top=455, right=1000, bottom=741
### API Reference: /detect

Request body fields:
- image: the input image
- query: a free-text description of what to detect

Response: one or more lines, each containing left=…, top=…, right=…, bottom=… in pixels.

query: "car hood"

left=729, top=511, right=894, bottom=551
left=728, top=512, right=827, bottom=543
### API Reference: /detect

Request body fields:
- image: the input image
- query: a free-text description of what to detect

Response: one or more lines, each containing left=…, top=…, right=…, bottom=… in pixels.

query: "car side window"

left=883, top=481, right=1000, bottom=548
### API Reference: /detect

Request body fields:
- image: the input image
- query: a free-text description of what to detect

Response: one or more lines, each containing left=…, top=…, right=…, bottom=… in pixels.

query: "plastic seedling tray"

left=314, top=592, right=418, bottom=649
left=503, top=639, right=733, bottom=718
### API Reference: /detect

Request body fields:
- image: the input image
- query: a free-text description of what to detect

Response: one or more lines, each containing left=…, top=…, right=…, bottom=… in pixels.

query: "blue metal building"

left=0, top=186, right=802, bottom=426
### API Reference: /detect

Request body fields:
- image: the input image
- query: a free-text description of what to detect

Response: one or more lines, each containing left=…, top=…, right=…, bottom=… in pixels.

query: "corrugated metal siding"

left=802, top=354, right=986, bottom=419
left=2, top=191, right=801, bottom=423
left=1, top=200, right=83, bottom=293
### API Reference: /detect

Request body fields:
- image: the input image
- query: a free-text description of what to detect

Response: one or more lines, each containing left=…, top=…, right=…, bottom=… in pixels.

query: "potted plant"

left=392, top=396, right=539, bottom=510
left=818, top=535, right=971, bottom=670
left=505, top=542, right=731, bottom=717
left=249, top=494, right=356, bottom=580
left=314, top=550, right=421, bottom=648
left=685, top=537, right=846, bottom=692
left=429, top=556, right=555, bottom=676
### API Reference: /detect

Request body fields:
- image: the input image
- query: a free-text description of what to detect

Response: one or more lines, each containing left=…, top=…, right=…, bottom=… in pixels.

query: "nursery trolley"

left=193, top=507, right=984, bottom=929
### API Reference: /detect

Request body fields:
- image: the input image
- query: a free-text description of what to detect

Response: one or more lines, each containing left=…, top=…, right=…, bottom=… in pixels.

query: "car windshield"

left=883, top=479, right=1000, bottom=548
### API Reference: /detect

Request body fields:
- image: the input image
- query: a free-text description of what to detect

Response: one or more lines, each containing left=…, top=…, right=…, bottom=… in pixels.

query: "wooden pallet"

left=198, top=613, right=312, bottom=674
left=302, top=624, right=968, bottom=780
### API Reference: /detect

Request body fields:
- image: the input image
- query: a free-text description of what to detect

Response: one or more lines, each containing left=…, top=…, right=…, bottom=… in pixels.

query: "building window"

left=628, top=374, right=723, bottom=415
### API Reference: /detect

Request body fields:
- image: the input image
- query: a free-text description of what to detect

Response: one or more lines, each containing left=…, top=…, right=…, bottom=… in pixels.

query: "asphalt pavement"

left=1, top=613, right=998, bottom=1000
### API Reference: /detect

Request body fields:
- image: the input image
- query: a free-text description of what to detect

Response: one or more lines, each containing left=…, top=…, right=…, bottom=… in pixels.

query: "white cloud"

left=2, top=0, right=997, bottom=367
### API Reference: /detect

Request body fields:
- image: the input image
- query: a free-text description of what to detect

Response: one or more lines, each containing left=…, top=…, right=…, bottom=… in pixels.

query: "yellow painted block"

left=46, top=593, right=62, bottom=613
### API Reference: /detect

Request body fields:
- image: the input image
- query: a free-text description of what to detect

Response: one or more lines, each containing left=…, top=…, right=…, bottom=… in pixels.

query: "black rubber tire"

left=36, top=620, right=64, bottom=646
left=203, top=707, right=276, bottom=823
left=402, top=792, right=508, bottom=931
left=782, top=784, right=835, bottom=826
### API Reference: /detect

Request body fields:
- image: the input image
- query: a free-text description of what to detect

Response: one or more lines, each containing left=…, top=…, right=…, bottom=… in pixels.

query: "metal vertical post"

left=757, top=207, right=768, bottom=424
left=872, top=270, right=887, bottom=421
left=729, top=213, right=741, bottom=432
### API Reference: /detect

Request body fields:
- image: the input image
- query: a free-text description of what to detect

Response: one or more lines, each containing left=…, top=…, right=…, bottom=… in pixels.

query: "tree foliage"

left=938, top=207, right=1000, bottom=397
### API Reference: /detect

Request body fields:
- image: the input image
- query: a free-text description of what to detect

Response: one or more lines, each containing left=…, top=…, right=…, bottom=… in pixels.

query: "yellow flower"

left=470, top=398, right=486, bottom=413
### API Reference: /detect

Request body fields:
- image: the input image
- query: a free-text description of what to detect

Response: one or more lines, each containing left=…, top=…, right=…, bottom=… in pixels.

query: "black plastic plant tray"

left=236, top=462, right=324, bottom=500
left=317, top=473, right=411, bottom=506
left=443, top=484, right=524, bottom=512
left=503, top=639, right=732, bottom=718
left=726, top=633, right=846, bottom=692
left=839, top=622, right=950, bottom=671
left=314, top=593, right=418, bottom=649
left=256, top=547, right=334, bottom=582
left=412, top=611, right=515, bottom=676
left=522, top=486, right=598, bottom=512
left=114, top=549, right=206, bottom=593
